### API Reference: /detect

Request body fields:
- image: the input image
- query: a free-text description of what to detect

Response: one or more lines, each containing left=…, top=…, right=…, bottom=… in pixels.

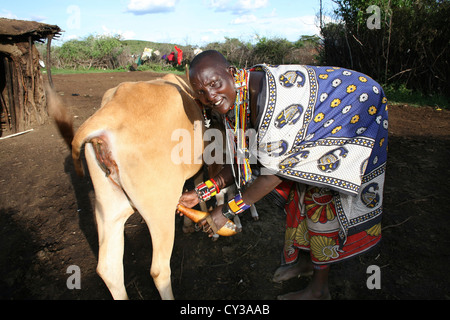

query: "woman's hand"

left=177, top=190, right=199, bottom=213
left=199, top=204, right=229, bottom=237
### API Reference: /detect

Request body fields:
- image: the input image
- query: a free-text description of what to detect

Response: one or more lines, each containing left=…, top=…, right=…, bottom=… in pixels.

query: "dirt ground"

left=1, top=71, right=449, bottom=301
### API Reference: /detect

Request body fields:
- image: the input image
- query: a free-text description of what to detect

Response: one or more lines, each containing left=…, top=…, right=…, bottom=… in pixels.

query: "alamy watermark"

left=170, top=123, right=259, bottom=166
left=67, top=5, right=81, bottom=30
left=66, top=265, right=81, bottom=290
left=366, top=265, right=381, bottom=289
left=367, top=5, right=381, bottom=30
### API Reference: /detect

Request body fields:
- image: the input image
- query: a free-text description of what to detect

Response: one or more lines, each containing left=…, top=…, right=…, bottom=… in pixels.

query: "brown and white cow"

left=47, top=74, right=204, bottom=300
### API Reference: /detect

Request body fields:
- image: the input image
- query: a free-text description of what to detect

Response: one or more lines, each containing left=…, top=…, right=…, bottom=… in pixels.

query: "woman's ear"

left=227, top=66, right=237, bottom=77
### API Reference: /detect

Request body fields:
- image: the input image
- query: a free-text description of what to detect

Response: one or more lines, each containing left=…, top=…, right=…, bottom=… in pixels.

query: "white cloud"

left=265, top=8, right=277, bottom=18
left=231, top=14, right=257, bottom=25
left=238, top=0, right=268, bottom=11
left=201, top=35, right=211, bottom=43
left=0, top=10, right=47, bottom=23
left=230, top=14, right=322, bottom=41
left=121, top=30, right=137, bottom=40
left=204, top=28, right=234, bottom=36
left=126, top=0, right=179, bottom=15
left=0, top=10, right=18, bottom=19
left=207, top=0, right=230, bottom=11
left=208, top=0, right=268, bottom=14
left=101, top=25, right=136, bottom=40
left=285, top=15, right=320, bottom=35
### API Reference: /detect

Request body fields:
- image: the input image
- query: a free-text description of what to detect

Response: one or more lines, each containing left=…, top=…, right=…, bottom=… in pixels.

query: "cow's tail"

left=46, top=84, right=74, bottom=150
left=46, top=84, right=85, bottom=177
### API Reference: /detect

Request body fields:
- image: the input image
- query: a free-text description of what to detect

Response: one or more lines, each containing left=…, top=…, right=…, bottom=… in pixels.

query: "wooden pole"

left=28, top=36, right=41, bottom=124
left=46, top=35, right=54, bottom=88
left=0, top=56, right=11, bottom=132
left=4, top=56, right=15, bottom=132
left=10, top=57, right=23, bottom=132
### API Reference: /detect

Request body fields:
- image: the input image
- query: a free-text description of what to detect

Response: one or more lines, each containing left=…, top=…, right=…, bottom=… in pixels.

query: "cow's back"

left=71, top=75, right=204, bottom=181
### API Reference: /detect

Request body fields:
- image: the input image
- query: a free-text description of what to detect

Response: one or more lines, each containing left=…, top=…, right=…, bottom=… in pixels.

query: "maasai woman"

left=178, top=50, right=388, bottom=300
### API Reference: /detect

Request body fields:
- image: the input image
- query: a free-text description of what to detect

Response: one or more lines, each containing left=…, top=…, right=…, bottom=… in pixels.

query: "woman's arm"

left=199, top=174, right=282, bottom=236
left=241, top=174, right=282, bottom=205
left=212, top=164, right=235, bottom=190
left=178, top=164, right=236, bottom=209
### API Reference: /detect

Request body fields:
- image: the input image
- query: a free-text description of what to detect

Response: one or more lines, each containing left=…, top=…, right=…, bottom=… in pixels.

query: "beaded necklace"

left=224, top=68, right=252, bottom=191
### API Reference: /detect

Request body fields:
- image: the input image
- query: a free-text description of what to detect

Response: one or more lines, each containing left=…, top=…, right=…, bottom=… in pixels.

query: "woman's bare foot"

left=277, top=265, right=331, bottom=300
left=273, top=253, right=314, bottom=283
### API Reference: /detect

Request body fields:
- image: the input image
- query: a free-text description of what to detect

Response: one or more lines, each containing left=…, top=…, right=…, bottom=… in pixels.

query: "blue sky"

left=1, top=0, right=337, bottom=46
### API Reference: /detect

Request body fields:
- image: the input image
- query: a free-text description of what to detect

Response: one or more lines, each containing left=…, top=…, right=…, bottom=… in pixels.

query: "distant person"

left=175, top=45, right=183, bottom=66
left=179, top=50, right=388, bottom=300
left=167, top=51, right=175, bottom=64
left=165, top=46, right=183, bottom=66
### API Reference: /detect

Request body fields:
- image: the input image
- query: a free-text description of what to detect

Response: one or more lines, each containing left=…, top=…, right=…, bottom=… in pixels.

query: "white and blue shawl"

left=253, top=64, right=388, bottom=239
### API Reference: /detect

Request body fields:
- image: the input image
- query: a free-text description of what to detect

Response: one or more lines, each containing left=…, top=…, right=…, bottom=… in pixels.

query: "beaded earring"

left=202, top=107, right=211, bottom=128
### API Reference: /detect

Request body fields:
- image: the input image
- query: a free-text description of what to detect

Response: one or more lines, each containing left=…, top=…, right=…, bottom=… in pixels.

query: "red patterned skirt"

left=275, top=180, right=382, bottom=266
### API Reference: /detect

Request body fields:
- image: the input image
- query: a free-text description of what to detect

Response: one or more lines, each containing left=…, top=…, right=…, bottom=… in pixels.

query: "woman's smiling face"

left=189, top=58, right=237, bottom=114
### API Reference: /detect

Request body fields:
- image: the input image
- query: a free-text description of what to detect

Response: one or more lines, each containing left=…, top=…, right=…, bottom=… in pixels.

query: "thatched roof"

left=0, top=18, right=61, bottom=42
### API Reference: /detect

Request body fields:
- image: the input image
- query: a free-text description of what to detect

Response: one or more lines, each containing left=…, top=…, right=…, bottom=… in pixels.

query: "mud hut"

left=0, top=18, right=61, bottom=136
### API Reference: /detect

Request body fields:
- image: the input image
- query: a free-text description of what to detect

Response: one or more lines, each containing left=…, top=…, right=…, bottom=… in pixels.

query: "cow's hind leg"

left=137, top=194, right=178, bottom=300
left=85, top=144, right=134, bottom=300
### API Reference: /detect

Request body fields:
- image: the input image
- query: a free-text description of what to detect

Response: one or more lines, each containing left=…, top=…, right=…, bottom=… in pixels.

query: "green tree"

left=253, top=37, right=294, bottom=65
left=322, top=0, right=449, bottom=96
left=55, top=35, right=127, bottom=69
left=205, top=37, right=252, bottom=68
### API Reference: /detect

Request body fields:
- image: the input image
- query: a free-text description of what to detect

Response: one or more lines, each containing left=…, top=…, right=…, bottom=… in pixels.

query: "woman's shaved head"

left=188, top=50, right=237, bottom=114
left=189, top=50, right=231, bottom=77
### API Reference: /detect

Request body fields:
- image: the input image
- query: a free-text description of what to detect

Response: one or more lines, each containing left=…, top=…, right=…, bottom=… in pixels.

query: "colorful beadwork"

left=225, top=68, right=252, bottom=189
left=227, top=194, right=251, bottom=215
left=195, top=179, right=220, bottom=202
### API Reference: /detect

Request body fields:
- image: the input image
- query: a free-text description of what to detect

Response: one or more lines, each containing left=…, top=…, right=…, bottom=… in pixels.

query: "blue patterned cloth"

left=253, top=64, right=388, bottom=238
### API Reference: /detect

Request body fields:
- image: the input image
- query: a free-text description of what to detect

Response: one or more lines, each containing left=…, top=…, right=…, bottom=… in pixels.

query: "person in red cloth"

left=175, top=45, right=183, bottom=66
left=167, top=51, right=175, bottom=64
